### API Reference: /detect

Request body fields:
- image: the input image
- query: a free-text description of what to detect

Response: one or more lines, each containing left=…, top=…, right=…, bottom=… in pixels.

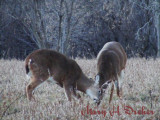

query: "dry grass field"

left=0, top=58, right=160, bottom=120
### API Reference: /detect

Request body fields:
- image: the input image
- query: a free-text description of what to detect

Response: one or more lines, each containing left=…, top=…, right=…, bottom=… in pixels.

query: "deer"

left=95, top=41, right=127, bottom=104
left=25, top=49, right=101, bottom=104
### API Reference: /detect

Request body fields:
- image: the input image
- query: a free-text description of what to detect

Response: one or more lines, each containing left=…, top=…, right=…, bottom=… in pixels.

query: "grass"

left=0, top=58, right=160, bottom=120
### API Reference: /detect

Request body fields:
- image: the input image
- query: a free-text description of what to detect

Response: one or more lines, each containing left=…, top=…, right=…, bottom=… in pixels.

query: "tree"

left=0, top=0, right=159, bottom=59
left=155, top=0, right=160, bottom=56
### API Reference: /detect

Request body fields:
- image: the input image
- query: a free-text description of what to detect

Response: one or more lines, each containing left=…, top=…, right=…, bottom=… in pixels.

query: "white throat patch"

left=86, top=88, right=98, bottom=100
left=86, top=89, right=94, bottom=98
left=94, top=75, right=100, bottom=86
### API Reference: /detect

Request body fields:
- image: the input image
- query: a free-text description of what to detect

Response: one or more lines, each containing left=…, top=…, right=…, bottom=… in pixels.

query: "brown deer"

left=95, top=41, right=127, bottom=104
left=25, top=49, right=101, bottom=103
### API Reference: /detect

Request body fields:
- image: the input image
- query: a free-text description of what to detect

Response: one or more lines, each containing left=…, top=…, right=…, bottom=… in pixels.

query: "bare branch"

left=135, top=17, right=153, bottom=40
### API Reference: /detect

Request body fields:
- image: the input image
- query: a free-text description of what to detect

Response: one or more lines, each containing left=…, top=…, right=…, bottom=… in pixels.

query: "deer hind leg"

left=114, top=80, right=120, bottom=97
left=119, top=70, right=124, bottom=97
left=26, top=78, right=43, bottom=100
left=109, top=82, right=114, bottom=104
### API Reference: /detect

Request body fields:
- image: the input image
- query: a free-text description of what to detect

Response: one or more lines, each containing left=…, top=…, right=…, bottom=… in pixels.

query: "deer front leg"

left=118, top=70, right=124, bottom=98
left=63, top=83, right=72, bottom=101
left=109, top=83, right=114, bottom=104
left=114, top=80, right=120, bottom=97
left=72, top=88, right=81, bottom=99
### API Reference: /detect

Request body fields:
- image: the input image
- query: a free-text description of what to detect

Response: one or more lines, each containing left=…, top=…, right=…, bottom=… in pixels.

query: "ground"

left=0, top=58, right=159, bottom=120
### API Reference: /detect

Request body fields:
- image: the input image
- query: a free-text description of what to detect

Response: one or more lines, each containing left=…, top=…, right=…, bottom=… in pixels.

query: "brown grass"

left=0, top=58, right=160, bottom=120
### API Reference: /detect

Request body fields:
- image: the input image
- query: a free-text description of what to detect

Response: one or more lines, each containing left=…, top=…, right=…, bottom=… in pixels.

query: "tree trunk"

left=156, top=15, right=160, bottom=57
left=57, top=0, right=64, bottom=52
left=64, top=0, right=75, bottom=56
left=156, top=0, right=160, bottom=57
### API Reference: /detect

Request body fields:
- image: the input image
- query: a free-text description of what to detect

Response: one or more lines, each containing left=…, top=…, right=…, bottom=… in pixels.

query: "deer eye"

left=98, top=90, right=101, bottom=94
left=93, top=98, right=97, bottom=101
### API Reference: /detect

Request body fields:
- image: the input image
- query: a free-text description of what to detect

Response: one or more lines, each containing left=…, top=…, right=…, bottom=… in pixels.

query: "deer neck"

left=77, top=73, right=94, bottom=93
left=97, top=72, right=110, bottom=87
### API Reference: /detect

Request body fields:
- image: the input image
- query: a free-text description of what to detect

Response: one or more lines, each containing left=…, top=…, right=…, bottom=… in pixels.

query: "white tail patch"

left=26, top=59, right=32, bottom=80
left=28, top=59, right=32, bottom=66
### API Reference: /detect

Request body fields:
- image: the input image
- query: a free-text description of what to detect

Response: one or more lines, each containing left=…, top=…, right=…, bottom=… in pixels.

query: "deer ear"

left=101, top=83, right=108, bottom=89
left=94, top=75, right=100, bottom=86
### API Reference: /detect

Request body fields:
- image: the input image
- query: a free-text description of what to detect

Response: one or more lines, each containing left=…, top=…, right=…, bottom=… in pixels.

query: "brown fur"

left=25, top=49, right=99, bottom=102
left=96, top=42, right=127, bottom=103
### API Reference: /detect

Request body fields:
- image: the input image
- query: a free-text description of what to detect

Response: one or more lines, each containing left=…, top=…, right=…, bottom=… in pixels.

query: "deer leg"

left=26, top=78, right=42, bottom=100
left=114, top=80, right=120, bottom=97
left=72, top=89, right=81, bottom=99
left=63, top=83, right=72, bottom=101
left=119, top=70, right=124, bottom=97
left=109, top=83, right=114, bottom=104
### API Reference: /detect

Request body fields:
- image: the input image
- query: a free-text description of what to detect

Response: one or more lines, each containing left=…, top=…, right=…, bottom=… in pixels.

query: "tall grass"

left=0, top=58, right=159, bottom=120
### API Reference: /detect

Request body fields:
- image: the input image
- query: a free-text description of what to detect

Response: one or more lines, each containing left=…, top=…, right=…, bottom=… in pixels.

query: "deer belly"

left=26, top=71, right=32, bottom=80
left=47, top=76, right=57, bottom=84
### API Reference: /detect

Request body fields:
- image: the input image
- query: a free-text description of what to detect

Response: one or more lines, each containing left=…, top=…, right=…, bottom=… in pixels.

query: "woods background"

left=0, top=0, right=160, bottom=59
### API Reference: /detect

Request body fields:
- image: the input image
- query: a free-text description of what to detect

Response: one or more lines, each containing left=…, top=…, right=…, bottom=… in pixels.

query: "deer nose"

left=93, top=98, right=97, bottom=101
left=96, top=100, right=101, bottom=106
left=93, top=98, right=100, bottom=104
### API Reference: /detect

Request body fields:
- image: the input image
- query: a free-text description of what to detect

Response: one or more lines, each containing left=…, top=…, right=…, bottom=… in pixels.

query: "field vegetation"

left=0, top=58, right=160, bottom=120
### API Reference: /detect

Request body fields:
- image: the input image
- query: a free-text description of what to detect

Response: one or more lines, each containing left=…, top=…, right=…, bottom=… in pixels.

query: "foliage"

left=0, top=0, right=160, bottom=59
